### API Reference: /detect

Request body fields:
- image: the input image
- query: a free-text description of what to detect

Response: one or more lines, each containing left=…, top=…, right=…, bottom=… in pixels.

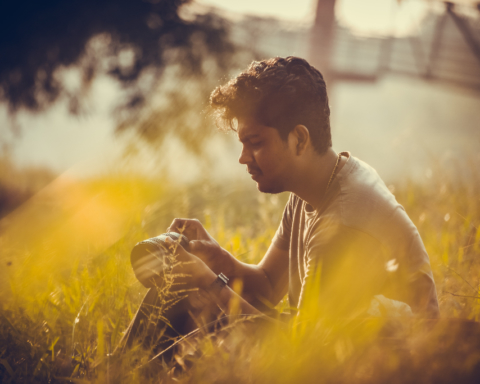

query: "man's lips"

left=247, top=168, right=261, bottom=176
left=248, top=168, right=262, bottom=180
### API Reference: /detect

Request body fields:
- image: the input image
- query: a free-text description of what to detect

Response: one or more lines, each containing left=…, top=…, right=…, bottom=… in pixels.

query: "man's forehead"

left=237, top=118, right=270, bottom=140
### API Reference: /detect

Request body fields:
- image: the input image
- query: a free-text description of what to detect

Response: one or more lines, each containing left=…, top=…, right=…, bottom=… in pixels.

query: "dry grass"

left=1, top=157, right=480, bottom=383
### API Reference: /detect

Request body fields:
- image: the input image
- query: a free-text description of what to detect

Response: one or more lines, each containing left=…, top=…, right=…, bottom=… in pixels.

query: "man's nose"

left=238, top=145, right=252, bottom=165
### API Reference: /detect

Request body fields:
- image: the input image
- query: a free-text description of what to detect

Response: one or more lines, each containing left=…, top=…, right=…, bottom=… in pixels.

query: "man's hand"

left=167, top=218, right=289, bottom=309
left=164, top=236, right=216, bottom=291
left=167, top=218, right=236, bottom=276
left=165, top=237, right=264, bottom=319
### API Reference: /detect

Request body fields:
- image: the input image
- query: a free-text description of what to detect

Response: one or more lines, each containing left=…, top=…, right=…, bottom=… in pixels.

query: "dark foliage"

left=0, top=0, right=234, bottom=115
left=0, top=307, right=71, bottom=383
left=0, top=154, right=55, bottom=220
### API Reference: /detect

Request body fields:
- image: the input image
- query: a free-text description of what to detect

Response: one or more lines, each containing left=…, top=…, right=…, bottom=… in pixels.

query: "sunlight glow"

left=196, top=0, right=316, bottom=23
left=197, top=0, right=436, bottom=37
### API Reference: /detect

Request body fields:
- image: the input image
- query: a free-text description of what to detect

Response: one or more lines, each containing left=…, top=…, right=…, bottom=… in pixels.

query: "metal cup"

left=130, top=232, right=190, bottom=288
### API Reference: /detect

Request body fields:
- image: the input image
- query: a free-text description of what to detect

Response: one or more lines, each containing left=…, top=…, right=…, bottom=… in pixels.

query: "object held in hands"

left=130, top=232, right=190, bottom=288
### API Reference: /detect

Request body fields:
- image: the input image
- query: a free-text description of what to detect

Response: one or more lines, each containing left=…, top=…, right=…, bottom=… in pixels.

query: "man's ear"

left=291, top=125, right=310, bottom=155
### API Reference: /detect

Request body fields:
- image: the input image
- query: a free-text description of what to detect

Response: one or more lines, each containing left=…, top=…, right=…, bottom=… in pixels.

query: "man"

left=122, top=57, right=438, bottom=349
left=163, top=56, right=439, bottom=320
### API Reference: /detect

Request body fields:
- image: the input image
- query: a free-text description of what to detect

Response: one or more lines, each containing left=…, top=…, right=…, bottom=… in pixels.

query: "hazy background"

left=1, top=0, right=479, bottom=187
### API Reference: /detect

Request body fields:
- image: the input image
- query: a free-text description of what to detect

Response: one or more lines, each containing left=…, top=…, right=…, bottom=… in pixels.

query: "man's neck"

left=289, top=148, right=346, bottom=211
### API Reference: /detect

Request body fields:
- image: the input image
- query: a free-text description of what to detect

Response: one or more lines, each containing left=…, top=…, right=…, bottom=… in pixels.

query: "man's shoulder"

left=335, top=156, right=410, bottom=241
left=338, top=156, right=395, bottom=204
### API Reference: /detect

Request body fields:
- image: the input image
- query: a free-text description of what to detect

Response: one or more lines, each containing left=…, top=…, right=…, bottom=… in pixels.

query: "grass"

left=1, top=157, right=480, bottom=383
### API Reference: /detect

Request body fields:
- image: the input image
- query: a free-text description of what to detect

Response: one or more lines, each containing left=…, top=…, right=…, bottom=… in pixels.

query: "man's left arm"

left=300, top=223, right=439, bottom=318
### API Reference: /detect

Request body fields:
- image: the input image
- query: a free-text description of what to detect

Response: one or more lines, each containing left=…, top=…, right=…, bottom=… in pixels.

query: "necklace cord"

left=326, top=152, right=342, bottom=190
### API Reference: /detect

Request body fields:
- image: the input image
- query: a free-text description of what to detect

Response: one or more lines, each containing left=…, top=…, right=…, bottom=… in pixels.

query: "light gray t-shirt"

left=273, top=153, right=439, bottom=317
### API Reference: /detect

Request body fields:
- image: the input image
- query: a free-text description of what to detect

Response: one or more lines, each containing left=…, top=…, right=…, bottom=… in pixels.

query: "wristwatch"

left=208, top=273, right=229, bottom=296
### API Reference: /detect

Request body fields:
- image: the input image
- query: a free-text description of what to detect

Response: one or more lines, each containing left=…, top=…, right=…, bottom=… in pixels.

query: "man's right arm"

left=167, top=218, right=289, bottom=309
left=229, top=242, right=289, bottom=309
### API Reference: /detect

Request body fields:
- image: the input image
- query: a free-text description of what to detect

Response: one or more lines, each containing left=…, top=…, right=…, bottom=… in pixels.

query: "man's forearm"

left=228, top=258, right=275, bottom=310
left=215, top=244, right=288, bottom=311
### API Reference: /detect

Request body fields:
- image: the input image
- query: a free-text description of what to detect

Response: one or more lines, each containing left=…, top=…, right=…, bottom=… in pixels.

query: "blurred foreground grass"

left=1, top=156, right=480, bottom=383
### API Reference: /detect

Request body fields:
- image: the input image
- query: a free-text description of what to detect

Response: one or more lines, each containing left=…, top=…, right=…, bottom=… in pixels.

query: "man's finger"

left=189, top=240, right=208, bottom=254
left=167, top=218, right=187, bottom=233
left=165, top=236, right=189, bottom=257
left=167, top=218, right=200, bottom=240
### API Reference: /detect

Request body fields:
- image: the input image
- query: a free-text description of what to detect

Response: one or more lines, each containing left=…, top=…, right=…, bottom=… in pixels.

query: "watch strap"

left=208, top=273, right=229, bottom=295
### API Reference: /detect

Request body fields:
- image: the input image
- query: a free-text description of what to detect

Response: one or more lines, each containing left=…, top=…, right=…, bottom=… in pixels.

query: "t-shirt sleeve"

left=272, top=193, right=296, bottom=251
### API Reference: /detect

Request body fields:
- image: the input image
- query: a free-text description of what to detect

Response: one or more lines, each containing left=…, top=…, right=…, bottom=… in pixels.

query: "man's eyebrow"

left=238, top=133, right=261, bottom=142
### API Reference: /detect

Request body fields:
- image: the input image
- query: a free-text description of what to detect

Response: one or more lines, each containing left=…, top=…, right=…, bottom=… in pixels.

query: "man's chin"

left=256, top=181, right=284, bottom=194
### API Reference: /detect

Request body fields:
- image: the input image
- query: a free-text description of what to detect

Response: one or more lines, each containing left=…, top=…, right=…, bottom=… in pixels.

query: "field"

left=1, top=155, right=480, bottom=383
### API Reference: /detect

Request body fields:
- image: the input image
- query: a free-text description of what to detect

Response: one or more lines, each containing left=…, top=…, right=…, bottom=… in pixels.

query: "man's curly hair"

left=209, top=56, right=332, bottom=154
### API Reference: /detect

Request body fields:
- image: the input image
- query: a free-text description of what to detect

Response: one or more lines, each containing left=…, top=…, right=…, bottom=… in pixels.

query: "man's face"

left=237, top=118, right=296, bottom=194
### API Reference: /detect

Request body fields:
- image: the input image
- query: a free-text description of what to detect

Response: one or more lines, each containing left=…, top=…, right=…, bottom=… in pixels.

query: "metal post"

left=425, top=6, right=448, bottom=79
left=309, top=0, right=337, bottom=83
left=446, top=2, right=480, bottom=65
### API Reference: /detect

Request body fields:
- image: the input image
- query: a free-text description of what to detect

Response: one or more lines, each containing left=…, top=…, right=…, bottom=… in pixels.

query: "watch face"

left=218, top=273, right=229, bottom=285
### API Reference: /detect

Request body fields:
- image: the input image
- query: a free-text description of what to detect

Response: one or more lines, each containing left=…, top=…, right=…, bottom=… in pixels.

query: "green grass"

left=1, top=159, right=480, bottom=383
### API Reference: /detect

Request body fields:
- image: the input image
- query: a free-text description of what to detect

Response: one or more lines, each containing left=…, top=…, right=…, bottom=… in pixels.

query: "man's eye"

left=250, top=141, right=262, bottom=147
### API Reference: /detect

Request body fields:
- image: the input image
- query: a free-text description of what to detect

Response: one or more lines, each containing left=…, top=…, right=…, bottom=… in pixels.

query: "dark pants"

left=114, top=288, right=275, bottom=369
